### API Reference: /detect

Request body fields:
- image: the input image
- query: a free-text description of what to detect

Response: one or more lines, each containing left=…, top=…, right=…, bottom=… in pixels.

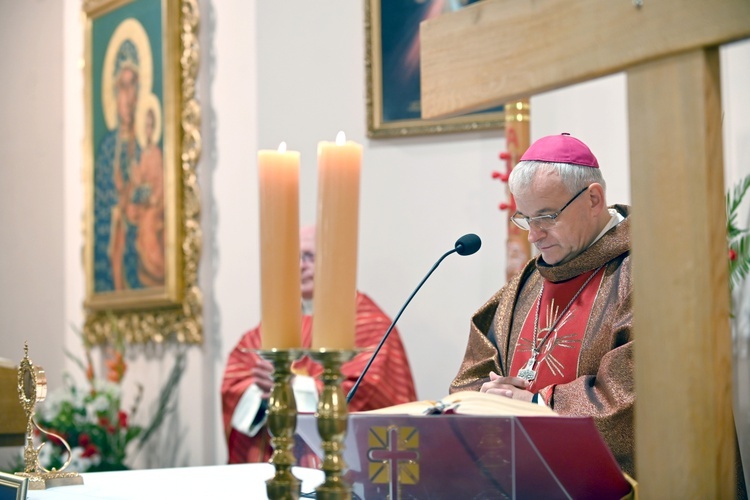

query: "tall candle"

left=311, top=131, right=362, bottom=350
left=258, top=142, right=302, bottom=349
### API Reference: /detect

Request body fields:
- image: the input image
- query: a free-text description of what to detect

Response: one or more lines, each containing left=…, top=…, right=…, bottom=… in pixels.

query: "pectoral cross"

left=517, top=349, right=538, bottom=382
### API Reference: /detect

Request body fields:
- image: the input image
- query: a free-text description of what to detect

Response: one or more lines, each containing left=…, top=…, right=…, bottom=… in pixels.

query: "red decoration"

left=493, top=150, right=516, bottom=212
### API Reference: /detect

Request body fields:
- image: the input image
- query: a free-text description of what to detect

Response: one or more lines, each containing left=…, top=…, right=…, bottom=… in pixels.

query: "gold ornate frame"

left=82, top=0, right=201, bottom=344
left=365, top=0, right=504, bottom=138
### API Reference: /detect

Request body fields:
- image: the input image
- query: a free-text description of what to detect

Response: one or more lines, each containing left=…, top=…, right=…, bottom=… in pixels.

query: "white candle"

left=311, top=131, right=362, bottom=350
left=257, top=142, right=302, bottom=349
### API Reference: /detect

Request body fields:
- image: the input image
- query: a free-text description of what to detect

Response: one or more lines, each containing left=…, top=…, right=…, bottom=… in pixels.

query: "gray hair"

left=508, top=160, right=606, bottom=196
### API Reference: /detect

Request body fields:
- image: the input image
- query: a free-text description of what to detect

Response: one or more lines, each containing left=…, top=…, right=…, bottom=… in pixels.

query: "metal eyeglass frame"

left=510, top=185, right=590, bottom=231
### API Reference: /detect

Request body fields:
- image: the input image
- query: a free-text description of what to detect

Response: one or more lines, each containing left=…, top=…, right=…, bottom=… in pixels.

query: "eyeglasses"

left=300, top=251, right=315, bottom=263
left=510, top=185, right=590, bottom=231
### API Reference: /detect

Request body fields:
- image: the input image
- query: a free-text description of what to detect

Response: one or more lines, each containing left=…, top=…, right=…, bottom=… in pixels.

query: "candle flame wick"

left=335, top=131, right=346, bottom=145
left=278, top=141, right=287, bottom=153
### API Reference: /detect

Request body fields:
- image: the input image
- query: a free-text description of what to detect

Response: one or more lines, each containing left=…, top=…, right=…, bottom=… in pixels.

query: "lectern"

left=298, top=413, right=634, bottom=499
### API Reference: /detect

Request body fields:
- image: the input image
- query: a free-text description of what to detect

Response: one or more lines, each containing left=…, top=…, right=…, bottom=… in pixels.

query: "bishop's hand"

left=480, top=371, right=534, bottom=402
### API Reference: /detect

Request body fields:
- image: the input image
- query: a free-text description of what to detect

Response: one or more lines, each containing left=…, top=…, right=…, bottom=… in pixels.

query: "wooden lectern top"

left=0, top=364, right=25, bottom=447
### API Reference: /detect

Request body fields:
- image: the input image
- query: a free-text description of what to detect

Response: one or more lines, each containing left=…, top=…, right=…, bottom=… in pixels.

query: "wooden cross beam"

left=420, top=0, right=750, bottom=118
left=420, top=1, right=750, bottom=497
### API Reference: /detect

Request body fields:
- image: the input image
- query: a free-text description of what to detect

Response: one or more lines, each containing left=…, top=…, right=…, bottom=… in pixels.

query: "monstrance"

left=15, top=342, right=83, bottom=490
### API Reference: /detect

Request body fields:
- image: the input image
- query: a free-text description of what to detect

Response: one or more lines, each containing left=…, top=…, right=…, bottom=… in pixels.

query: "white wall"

left=0, top=0, right=65, bottom=468
left=0, top=0, right=65, bottom=378
left=1, top=0, right=746, bottom=469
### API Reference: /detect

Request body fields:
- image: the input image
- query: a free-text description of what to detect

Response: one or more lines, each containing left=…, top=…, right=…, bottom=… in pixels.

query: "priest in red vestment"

left=221, top=226, right=417, bottom=465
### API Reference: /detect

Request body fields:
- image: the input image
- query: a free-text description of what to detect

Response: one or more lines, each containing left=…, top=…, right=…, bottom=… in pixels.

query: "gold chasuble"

left=452, top=205, right=635, bottom=475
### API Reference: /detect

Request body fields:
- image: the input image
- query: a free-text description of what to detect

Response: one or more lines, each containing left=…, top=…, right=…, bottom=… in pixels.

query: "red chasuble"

left=509, top=267, right=604, bottom=398
left=221, top=292, right=417, bottom=465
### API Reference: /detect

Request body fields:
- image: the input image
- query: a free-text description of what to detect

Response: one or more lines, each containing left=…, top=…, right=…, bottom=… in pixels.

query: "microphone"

left=346, top=233, right=482, bottom=404
left=454, top=233, right=482, bottom=256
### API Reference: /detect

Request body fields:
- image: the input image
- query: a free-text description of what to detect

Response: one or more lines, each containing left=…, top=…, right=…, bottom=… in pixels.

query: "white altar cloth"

left=26, top=463, right=324, bottom=499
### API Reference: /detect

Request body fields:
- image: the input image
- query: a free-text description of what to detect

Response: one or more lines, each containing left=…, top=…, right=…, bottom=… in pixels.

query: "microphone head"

left=455, top=233, right=482, bottom=256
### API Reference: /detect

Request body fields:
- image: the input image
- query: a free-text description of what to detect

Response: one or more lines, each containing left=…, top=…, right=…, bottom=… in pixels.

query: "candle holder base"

left=307, top=348, right=357, bottom=500
left=257, top=348, right=304, bottom=500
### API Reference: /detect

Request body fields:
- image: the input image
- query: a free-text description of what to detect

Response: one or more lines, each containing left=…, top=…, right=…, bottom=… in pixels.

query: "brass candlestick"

left=16, top=343, right=83, bottom=490
left=307, top=349, right=356, bottom=500
left=258, top=348, right=303, bottom=500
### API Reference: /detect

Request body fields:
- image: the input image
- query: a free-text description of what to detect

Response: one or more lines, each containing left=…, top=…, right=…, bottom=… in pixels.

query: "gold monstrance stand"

left=15, top=343, right=83, bottom=490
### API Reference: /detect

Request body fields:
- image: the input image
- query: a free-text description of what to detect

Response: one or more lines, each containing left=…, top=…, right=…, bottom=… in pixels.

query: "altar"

left=23, top=464, right=323, bottom=500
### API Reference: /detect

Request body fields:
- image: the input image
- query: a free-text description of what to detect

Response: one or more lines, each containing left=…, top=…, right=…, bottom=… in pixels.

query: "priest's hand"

left=480, top=371, right=534, bottom=402
left=251, top=357, right=274, bottom=399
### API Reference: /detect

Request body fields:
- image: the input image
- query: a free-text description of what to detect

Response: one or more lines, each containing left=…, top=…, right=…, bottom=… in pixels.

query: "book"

left=356, top=390, right=557, bottom=417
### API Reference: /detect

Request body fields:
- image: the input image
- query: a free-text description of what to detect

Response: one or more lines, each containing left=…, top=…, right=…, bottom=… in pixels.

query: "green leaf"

left=727, top=174, right=750, bottom=294
left=730, top=233, right=750, bottom=291
left=728, top=174, right=750, bottom=216
left=727, top=175, right=750, bottom=236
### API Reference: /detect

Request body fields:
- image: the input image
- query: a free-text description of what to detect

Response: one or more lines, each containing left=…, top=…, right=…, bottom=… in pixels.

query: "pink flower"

left=118, top=410, right=128, bottom=428
left=82, top=443, right=99, bottom=458
left=78, top=433, right=91, bottom=447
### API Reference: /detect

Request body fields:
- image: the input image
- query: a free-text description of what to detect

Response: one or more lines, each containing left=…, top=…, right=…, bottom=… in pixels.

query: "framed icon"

left=82, top=0, right=202, bottom=344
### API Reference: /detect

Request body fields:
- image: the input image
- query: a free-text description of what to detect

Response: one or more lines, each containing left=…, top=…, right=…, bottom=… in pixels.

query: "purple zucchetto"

left=520, top=133, right=599, bottom=168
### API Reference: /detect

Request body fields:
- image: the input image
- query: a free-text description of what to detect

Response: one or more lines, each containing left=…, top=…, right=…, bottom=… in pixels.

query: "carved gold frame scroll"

left=82, top=0, right=202, bottom=344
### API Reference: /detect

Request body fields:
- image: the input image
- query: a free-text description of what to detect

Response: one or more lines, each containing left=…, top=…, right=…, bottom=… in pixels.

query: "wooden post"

left=629, top=48, right=735, bottom=498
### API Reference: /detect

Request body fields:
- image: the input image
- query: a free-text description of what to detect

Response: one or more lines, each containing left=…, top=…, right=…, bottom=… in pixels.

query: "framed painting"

left=365, top=0, right=504, bottom=138
left=0, top=471, right=28, bottom=500
left=82, top=0, right=202, bottom=344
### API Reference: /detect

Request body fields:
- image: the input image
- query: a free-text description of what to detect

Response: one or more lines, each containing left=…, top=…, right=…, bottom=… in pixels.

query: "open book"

left=357, top=390, right=557, bottom=417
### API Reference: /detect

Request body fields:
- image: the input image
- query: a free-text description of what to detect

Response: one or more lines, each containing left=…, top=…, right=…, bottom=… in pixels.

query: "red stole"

left=509, top=267, right=604, bottom=392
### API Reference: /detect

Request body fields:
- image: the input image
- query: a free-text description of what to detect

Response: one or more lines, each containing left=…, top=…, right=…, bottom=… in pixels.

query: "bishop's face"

left=513, top=171, right=600, bottom=266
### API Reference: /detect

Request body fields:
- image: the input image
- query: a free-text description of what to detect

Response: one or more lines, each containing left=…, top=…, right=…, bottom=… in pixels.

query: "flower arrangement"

left=35, top=374, right=141, bottom=472
left=21, top=326, right=186, bottom=473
